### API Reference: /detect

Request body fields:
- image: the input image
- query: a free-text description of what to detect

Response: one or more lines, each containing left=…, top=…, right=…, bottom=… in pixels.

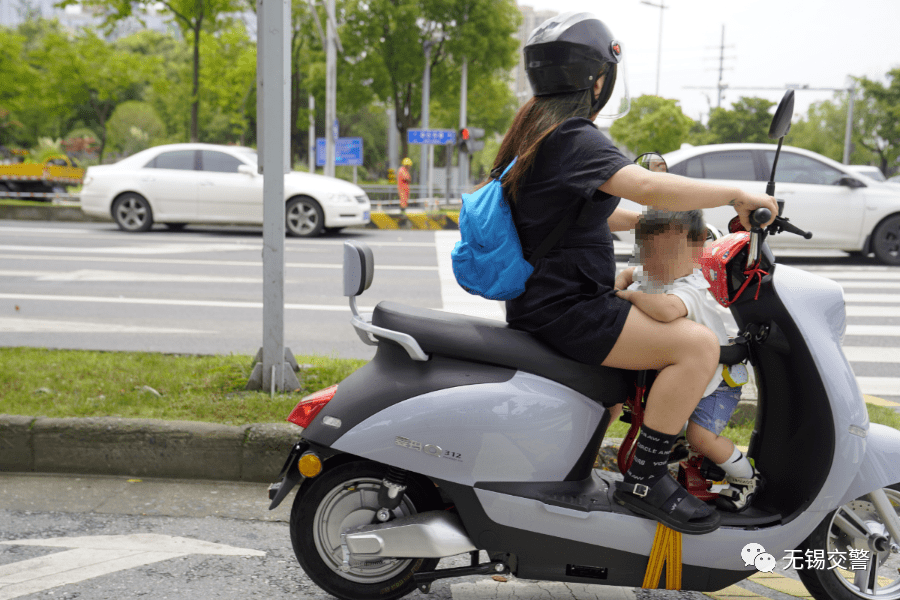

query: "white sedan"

left=618, top=143, right=900, bottom=265
left=80, top=143, right=371, bottom=237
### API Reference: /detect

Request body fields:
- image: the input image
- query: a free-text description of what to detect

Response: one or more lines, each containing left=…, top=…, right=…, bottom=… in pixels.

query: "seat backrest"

left=343, top=240, right=374, bottom=297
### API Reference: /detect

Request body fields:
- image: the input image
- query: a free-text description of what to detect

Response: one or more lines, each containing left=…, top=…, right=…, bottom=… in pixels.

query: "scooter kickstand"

left=413, top=560, right=509, bottom=593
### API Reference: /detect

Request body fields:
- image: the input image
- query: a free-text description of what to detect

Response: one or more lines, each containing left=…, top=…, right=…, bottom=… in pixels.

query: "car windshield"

left=234, top=149, right=257, bottom=165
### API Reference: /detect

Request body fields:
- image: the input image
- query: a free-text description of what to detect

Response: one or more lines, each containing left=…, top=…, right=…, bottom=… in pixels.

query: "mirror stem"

left=766, top=138, right=784, bottom=197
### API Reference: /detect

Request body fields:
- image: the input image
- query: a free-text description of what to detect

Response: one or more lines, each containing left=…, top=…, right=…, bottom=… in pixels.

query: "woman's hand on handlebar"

left=732, top=191, right=778, bottom=231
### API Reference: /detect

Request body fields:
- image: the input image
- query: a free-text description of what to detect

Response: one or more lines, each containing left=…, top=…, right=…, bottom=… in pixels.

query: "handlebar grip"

left=751, top=208, right=772, bottom=228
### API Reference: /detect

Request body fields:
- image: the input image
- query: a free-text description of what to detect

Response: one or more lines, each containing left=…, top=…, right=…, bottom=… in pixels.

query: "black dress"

left=505, top=117, right=634, bottom=366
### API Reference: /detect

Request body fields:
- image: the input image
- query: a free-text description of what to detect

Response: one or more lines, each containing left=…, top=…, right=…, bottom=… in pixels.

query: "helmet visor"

left=594, top=59, right=630, bottom=121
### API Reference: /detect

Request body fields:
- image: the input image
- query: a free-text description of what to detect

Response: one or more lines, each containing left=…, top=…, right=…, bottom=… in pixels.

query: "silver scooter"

left=268, top=91, right=900, bottom=600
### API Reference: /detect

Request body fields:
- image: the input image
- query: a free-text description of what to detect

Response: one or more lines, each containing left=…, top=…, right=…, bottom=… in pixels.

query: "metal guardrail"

left=360, top=184, right=468, bottom=212
left=0, top=191, right=81, bottom=202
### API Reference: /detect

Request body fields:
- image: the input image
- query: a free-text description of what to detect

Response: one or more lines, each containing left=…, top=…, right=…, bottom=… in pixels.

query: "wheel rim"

left=116, top=197, right=147, bottom=230
left=875, top=219, right=900, bottom=261
left=287, top=201, right=318, bottom=235
left=311, top=477, right=414, bottom=584
left=827, top=490, right=900, bottom=599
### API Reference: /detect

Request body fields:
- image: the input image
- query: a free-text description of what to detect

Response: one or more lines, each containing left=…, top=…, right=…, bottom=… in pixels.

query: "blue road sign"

left=408, top=129, right=457, bottom=145
left=316, top=137, right=363, bottom=167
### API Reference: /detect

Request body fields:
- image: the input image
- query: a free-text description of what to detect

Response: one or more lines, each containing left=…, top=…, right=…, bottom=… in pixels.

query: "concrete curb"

left=0, top=414, right=299, bottom=483
left=0, top=204, right=107, bottom=222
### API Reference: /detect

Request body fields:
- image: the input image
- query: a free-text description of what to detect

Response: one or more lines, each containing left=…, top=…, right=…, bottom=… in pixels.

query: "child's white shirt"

left=627, top=268, right=728, bottom=397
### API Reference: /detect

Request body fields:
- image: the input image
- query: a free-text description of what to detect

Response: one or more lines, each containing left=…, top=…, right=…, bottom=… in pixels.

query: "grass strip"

left=2, top=347, right=898, bottom=438
left=0, top=347, right=365, bottom=426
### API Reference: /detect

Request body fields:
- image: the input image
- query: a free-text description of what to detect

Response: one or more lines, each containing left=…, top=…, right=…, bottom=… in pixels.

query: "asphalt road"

left=1, top=220, right=897, bottom=402
left=0, top=472, right=811, bottom=600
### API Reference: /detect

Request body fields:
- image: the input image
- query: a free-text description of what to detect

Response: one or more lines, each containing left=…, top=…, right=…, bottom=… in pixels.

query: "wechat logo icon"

left=742, top=543, right=777, bottom=573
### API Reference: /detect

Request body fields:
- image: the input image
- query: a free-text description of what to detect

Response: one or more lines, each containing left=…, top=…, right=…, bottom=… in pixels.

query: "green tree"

left=106, top=101, right=166, bottom=155
left=340, top=0, right=521, bottom=159
left=785, top=92, right=877, bottom=166
left=58, top=0, right=243, bottom=143
left=694, top=97, right=777, bottom=145
left=0, top=30, right=31, bottom=145
left=609, top=95, right=693, bottom=155
left=858, top=69, right=900, bottom=176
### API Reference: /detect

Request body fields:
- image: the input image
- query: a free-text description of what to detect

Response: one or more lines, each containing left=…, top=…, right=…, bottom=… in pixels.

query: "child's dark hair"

left=635, top=209, right=706, bottom=244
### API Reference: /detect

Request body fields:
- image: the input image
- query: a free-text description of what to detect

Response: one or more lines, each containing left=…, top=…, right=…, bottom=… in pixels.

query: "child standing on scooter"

left=614, top=209, right=762, bottom=512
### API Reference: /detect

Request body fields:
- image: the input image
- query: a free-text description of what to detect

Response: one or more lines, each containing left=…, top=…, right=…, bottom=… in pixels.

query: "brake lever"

left=767, top=216, right=813, bottom=239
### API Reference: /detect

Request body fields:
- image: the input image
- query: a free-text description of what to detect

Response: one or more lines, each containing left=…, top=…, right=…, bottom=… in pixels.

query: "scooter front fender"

left=839, top=423, right=900, bottom=506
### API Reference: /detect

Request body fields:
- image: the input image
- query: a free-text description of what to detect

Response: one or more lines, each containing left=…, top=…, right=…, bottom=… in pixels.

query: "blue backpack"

left=451, top=158, right=587, bottom=301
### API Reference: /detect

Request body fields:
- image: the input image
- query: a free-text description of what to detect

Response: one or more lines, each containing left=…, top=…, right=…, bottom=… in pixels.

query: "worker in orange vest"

left=398, top=157, right=412, bottom=213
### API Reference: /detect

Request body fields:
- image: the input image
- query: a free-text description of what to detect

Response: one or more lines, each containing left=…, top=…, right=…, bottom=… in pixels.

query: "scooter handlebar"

left=751, top=208, right=772, bottom=229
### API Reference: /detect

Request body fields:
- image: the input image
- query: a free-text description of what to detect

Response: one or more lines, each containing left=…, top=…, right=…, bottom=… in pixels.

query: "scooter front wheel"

left=798, top=485, right=900, bottom=600
left=289, top=460, right=442, bottom=600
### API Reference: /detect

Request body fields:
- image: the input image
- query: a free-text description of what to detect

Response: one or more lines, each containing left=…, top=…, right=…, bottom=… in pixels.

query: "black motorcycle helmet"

left=524, top=12, right=624, bottom=116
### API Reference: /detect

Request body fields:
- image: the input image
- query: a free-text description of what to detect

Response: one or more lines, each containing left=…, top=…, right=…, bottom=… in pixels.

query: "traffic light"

left=458, top=127, right=485, bottom=153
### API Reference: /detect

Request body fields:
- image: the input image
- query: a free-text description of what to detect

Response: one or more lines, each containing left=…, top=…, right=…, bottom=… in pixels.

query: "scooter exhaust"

left=340, top=511, right=477, bottom=561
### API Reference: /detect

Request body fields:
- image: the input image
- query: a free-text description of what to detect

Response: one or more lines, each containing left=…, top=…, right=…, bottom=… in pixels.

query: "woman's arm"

left=600, top=164, right=778, bottom=229
left=608, top=206, right=640, bottom=232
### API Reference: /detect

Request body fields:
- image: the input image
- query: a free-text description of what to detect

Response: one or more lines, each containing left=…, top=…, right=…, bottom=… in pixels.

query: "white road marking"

left=0, top=293, right=377, bottom=312
left=842, top=294, right=900, bottom=303
left=845, top=306, right=900, bottom=317
left=837, top=281, right=900, bottom=289
left=450, top=578, right=635, bottom=600
left=0, top=534, right=263, bottom=599
left=856, top=377, right=900, bottom=397
left=0, top=269, right=262, bottom=283
left=0, top=254, right=437, bottom=271
left=0, top=317, right=211, bottom=334
left=843, top=347, right=900, bottom=362
left=823, top=272, right=900, bottom=280
left=0, top=243, right=250, bottom=255
left=845, top=325, right=900, bottom=337
left=0, top=226, right=88, bottom=235
left=434, top=231, right=505, bottom=321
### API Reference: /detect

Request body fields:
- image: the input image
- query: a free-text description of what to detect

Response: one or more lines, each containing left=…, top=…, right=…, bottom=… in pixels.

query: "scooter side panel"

left=330, top=372, right=604, bottom=486
left=841, top=423, right=900, bottom=505
left=772, top=265, right=871, bottom=512
left=473, top=485, right=821, bottom=577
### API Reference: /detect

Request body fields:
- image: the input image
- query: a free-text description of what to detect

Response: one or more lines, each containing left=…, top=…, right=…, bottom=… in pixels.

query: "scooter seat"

left=371, top=301, right=631, bottom=406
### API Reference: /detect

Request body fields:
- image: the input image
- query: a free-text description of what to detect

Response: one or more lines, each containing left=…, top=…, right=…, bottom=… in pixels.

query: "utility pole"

left=716, top=25, right=725, bottom=109
left=324, top=0, right=337, bottom=177
left=458, top=58, right=468, bottom=191
left=308, top=95, right=315, bottom=172
left=640, top=0, right=668, bottom=96
left=420, top=40, right=433, bottom=198
left=843, top=82, right=856, bottom=165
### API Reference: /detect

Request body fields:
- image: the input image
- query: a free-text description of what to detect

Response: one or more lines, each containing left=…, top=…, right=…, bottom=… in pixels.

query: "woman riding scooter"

left=498, top=11, right=778, bottom=534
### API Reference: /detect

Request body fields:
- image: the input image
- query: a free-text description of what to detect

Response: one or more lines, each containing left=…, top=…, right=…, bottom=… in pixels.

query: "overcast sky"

left=522, top=0, right=899, bottom=125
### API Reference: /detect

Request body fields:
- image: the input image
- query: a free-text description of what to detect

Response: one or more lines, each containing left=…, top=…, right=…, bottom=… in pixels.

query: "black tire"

left=871, top=215, right=900, bottom=266
left=325, top=227, right=346, bottom=235
left=285, top=196, right=325, bottom=237
left=112, top=193, right=154, bottom=232
left=165, top=223, right=187, bottom=231
left=797, top=484, right=900, bottom=600
left=289, top=460, right=441, bottom=600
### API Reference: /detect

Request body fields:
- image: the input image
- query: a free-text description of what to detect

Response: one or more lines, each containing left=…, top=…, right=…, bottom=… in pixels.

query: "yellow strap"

left=642, top=523, right=682, bottom=590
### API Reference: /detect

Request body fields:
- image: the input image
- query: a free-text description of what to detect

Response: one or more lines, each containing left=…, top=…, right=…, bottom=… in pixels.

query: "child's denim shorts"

left=689, top=381, right=742, bottom=435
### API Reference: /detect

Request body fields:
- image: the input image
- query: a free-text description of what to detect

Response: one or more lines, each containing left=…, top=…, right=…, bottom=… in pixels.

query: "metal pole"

left=458, top=58, right=467, bottom=192
left=324, top=0, right=336, bottom=177
left=387, top=106, right=398, bottom=172
left=717, top=25, right=725, bottom=109
left=427, top=144, right=434, bottom=198
left=420, top=41, right=431, bottom=198
left=308, top=95, right=315, bottom=172
left=248, top=0, right=299, bottom=393
left=843, top=84, right=855, bottom=165
left=655, top=5, right=663, bottom=95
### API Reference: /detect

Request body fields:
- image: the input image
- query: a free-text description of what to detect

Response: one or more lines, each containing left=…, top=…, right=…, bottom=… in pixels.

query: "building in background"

left=512, top=4, right=558, bottom=106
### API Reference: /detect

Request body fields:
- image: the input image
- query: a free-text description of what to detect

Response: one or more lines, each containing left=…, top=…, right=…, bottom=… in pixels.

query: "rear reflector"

left=288, top=385, right=338, bottom=428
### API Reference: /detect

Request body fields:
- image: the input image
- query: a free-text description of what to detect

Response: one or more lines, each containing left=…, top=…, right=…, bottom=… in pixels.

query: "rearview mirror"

left=768, top=90, right=795, bottom=139
left=237, top=164, right=256, bottom=176
left=635, top=152, right=667, bottom=173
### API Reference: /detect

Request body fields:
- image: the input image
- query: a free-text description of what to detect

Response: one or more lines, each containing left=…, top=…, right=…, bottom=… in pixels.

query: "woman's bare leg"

left=601, top=305, right=719, bottom=435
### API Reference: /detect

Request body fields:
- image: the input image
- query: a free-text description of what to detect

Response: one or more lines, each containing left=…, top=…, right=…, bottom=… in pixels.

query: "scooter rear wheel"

left=289, top=460, right=442, bottom=600
left=798, top=484, right=900, bottom=600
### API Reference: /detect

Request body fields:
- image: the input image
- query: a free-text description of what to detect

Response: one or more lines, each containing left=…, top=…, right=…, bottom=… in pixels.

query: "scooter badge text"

left=395, top=436, right=462, bottom=462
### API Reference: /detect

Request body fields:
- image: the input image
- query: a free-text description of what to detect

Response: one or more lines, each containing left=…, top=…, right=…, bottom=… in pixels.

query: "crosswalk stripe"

left=843, top=347, right=900, bottom=362
left=837, top=281, right=900, bottom=289
left=842, top=294, right=900, bottom=303
left=845, top=306, right=900, bottom=317
left=856, top=377, right=900, bottom=397
left=845, top=325, right=900, bottom=337
left=819, top=272, right=900, bottom=280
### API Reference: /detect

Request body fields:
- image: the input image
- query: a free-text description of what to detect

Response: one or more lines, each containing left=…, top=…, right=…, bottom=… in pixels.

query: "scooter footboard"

left=839, top=423, right=900, bottom=506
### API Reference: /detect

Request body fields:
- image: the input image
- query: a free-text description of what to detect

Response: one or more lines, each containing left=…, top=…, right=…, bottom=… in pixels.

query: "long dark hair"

left=489, top=66, right=606, bottom=202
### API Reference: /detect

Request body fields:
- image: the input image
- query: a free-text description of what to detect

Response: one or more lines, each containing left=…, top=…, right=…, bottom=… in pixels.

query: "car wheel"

left=285, top=196, right=324, bottom=237
left=113, top=193, right=154, bottom=232
left=871, top=215, right=900, bottom=266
